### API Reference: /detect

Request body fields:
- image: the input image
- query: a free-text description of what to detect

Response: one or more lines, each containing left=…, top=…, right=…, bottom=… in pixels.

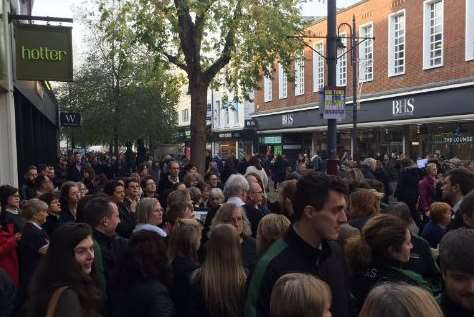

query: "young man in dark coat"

left=245, top=172, right=350, bottom=317
left=438, top=228, right=474, bottom=317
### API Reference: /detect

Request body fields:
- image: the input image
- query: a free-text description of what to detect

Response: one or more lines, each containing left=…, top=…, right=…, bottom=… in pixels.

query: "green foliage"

left=130, top=0, right=305, bottom=100
left=57, top=0, right=181, bottom=148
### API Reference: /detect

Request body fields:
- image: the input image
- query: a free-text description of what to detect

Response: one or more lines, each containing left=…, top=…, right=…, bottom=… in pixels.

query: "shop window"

left=423, top=0, right=444, bottom=69
left=336, top=34, right=347, bottom=87
left=466, top=0, right=474, bottom=61
left=313, top=42, right=324, bottom=92
left=278, top=63, right=287, bottom=99
left=388, top=10, right=405, bottom=76
left=295, top=50, right=305, bottom=96
left=359, top=23, right=374, bottom=82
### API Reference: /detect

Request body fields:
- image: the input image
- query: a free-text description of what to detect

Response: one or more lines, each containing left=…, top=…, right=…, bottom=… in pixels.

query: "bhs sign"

left=392, top=97, right=415, bottom=116
left=282, top=114, right=294, bottom=126
left=60, top=112, right=81, bottom=127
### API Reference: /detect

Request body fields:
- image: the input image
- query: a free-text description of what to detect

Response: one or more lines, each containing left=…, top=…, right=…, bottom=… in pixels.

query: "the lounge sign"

left=15, top=24, right=73, bottom=81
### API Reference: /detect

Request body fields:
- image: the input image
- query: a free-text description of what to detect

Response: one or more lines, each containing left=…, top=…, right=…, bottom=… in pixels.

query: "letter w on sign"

left=60, top=112, right=81, bottom=127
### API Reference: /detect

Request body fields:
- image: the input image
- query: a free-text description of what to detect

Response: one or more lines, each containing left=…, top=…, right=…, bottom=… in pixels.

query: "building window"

left=233, top=104, right=239, bottom=123
left=225, top=108, right=230, bottom=125
left=423, top=0, right=444, bottom=69
left=313, top=42, right=324, bottom=92
left=466, top=0, right=474, bottom=61
left=181, top=109, right=189, bottom=123
left=295, top=51, right=305, bottom=96
left=336, top=34, right=347, bottom=87
left=388, top=10, right=406, bottom=76
left=263, top=69, right=272, bottom=102
left=359, top=23, right=374, bottom=82
left=278, top=63, right=287, bottom=99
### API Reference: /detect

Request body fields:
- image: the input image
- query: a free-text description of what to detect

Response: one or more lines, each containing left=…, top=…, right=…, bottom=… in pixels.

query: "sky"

left=31, top=0, right=361, bottom=66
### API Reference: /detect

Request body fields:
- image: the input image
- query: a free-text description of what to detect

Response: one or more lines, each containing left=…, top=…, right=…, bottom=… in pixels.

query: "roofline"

left=305, top=0, right=370, bottom=28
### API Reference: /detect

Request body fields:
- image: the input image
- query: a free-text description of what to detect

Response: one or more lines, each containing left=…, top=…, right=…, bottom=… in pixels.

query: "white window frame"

left=263, top=70, right=272, bottom=102
left=359, top=22, right=374, bottom=83
left=181, top=109, right=189, bottom=123
left=278, top=63, right=288, bottom=99
left=336, top=33, right=347, bottom=87
left=295, top=51, right=305, bottom=96
left=388, top=9, right=406, bottom=77
left=466, top=0, right=474, bottom=61
left=423, top=0, right=444, bottom=69
left=313, top=42, right=324, bottom=92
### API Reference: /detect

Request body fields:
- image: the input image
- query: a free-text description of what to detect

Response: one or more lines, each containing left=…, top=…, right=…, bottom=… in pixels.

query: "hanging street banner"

left=323, top=86, right=346, bottom=120
left=15, top=24, right=73, bottom=82
left=60, top=112, right=81, bottom=127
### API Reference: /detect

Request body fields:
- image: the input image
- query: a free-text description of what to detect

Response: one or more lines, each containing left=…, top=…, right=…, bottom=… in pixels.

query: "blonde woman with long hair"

left=211, top=203, right=257, bottom=270
left=359, top=283, right=443, bottom=317
left=190, top=224, right=247, bottom=317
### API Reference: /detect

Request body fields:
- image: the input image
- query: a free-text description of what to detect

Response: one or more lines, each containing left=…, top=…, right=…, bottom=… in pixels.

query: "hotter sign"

left=15, top=24, right=73, bottom=81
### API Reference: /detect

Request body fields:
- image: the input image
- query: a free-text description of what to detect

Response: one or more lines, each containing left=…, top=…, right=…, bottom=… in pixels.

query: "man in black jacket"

left=439, top=228, right=474, bottom=317
left=159, top=160, right=180, bottom=207
left=245, top=172, right=350, bottom=317
left=243, top=182, right=265, bottom=238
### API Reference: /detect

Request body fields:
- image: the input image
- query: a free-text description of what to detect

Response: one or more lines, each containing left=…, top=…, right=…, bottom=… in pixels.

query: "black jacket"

left=403, top=234, right=441, bottom=288
left=1, top=211, right=26, bottom=233
left=171, top=256, right=200, bottom=317
left=67, top=165, right=82, bottom=182
left=395, top=166, right=421, bottom=211
left=242, top=204, right=265, bottom=238
left=115, top=202, right=136, bottom=239
left=244, top=226, right=350, bottom=317
left=112, top=279, right=175, bottom=317
left=242, top=236, right=257, bottom=272
left=0, top=269, right=15, bottom=317
left=351, top=258, right=431, bottom=310
left=19, top=223, right=49, bottom=287
left=42, top=214, right=61, bottom=237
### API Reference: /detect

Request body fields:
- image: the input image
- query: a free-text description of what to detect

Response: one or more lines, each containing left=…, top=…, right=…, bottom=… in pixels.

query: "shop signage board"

left=60, top=112, right=81, bottom=127
left=15, top=24, right=73, bottom=81
left=323, top=87, right=346, bottom=120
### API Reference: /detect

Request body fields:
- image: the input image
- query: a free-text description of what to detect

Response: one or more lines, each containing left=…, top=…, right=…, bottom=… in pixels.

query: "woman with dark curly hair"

left=111, top=230, right=175, bottom=317
left=27, top=223, right=102, bottom=317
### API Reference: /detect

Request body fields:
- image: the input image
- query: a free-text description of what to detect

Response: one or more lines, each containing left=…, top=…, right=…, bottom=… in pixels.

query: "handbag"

left=46, top=286, right=69, bottom=317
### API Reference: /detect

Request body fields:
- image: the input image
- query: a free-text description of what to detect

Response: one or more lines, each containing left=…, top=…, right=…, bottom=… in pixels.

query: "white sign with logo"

left=392, top=97, right=415, bottom=116
left=281, top=114, right=294, bottom=127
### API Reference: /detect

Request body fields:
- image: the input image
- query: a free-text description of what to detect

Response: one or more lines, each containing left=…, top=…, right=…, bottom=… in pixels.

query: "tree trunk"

left=189, top=80, right=209, bottom=174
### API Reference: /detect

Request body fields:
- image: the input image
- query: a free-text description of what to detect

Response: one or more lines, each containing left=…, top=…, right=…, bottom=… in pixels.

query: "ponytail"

left=345, top=235, right=371, bottom=273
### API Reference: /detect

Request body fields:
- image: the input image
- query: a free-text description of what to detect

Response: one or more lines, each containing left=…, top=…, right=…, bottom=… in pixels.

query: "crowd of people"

left=0, top=150, right=473, bottom=317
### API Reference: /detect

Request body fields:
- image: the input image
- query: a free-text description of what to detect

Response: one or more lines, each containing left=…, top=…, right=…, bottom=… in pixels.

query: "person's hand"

left=15, top=233, right=22, bottom=241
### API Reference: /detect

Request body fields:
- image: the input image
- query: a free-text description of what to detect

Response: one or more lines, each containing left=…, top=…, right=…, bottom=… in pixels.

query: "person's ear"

left=102, top=216, right=109, bottom=227
left=303, top=205, right=314, bottom=219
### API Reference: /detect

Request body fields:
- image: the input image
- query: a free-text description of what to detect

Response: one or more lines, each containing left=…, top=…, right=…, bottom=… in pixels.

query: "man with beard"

left=21, top=165, right=38, bottom=200
left=441, top=168, right=474, bottom=230
left=439, top=228, right=474, bottom=317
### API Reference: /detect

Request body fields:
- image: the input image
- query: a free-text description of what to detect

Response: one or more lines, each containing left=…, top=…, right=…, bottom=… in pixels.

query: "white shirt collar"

left=226, top=196, right=246, bottom=207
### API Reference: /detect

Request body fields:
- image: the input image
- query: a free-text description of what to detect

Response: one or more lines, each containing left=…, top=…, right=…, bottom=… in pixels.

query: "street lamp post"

left=326, top=0, right=338, bottom=175
left=337, top=16, right=359, bottom=162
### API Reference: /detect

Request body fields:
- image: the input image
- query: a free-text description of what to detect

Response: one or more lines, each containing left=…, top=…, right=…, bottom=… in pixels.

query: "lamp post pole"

left=327, top=0, right=338, bottom=175
left=351, top=15, right=358, bottom=162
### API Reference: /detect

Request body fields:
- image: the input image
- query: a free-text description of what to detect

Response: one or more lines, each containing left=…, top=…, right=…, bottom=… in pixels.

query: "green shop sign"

left=15, top=24, right=73, bottom=81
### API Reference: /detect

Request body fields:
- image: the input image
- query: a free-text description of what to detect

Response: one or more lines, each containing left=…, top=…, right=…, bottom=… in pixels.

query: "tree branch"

left=174, top=0, right=197, bottom=70
left=203, top=0, right=242, bottom=82
left=163, top=52, right=188, bottom=71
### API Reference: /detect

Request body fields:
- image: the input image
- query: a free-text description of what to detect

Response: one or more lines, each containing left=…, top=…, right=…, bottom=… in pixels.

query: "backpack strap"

left=46, top=286, right=69, bottom=317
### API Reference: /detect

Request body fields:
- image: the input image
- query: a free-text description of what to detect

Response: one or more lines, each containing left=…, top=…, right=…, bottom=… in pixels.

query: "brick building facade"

left=253, top=0, right=474, bottom=162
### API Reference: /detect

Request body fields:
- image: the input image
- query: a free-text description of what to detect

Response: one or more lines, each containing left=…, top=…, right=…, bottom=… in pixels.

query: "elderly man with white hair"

left=361, top=157, right=377, bottom=180
left=223, top=174, right=249, bottom=207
